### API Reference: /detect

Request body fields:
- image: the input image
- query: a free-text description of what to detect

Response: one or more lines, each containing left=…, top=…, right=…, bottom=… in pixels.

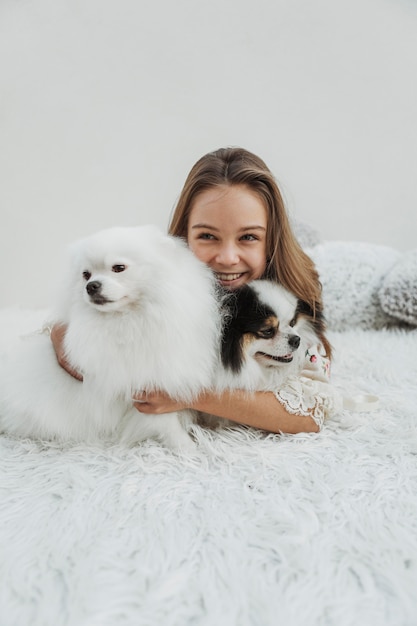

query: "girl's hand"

left=133, top=391, right=188, bottom=414
left=50, top=323, right=83, bottom=381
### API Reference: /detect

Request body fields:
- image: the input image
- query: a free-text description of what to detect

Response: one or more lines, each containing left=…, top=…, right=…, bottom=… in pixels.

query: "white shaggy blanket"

left=1, top=309, right=417, bottom=626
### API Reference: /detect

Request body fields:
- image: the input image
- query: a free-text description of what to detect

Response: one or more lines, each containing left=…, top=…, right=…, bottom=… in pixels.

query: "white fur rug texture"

left=1, top=309, right=417, bottom=626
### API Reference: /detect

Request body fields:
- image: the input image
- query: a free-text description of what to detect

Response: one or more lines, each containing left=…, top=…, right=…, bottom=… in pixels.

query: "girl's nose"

left=215, top=243, right=240, bottom=265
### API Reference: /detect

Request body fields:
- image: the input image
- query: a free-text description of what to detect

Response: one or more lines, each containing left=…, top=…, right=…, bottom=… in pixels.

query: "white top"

left=274, top=344, right=379, bottom=430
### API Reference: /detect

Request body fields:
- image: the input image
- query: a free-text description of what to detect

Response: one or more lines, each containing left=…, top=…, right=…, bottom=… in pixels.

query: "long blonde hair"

left=169, top=147, right=331, bottom=357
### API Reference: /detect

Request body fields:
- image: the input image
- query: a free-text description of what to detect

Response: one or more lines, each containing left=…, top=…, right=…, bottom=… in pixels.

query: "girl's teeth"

left=217, top=273, right=242, bottom=281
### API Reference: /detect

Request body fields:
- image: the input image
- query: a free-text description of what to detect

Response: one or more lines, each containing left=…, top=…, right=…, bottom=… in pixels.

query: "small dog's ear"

left=220, top=292, right=244, bottom=374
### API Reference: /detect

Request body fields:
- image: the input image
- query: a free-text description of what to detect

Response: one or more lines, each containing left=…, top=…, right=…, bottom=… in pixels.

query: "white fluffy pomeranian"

left=0, top=226, right=222, bottom=452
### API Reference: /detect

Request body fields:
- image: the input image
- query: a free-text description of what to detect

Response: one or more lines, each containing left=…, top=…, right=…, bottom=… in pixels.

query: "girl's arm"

left=133, top=389, right=320, bottom=434
left=51, top=324, right=323, bottom=434
left=50, top=323, right=83, bottom=381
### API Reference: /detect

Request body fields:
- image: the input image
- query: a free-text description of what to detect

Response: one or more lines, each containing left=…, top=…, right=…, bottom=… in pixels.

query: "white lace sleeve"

left=274, top=375, right=343, bottom=430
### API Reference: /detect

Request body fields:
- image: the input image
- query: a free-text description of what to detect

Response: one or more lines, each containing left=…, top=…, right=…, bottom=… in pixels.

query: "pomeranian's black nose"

left=288, top=334, right=300, bottom=349
left=86, top=280, right=101, bottom=295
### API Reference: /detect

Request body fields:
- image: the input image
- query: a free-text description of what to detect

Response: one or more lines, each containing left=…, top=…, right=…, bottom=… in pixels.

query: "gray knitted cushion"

left=378, top=250, right=417, bottom=326
left=307, top=241, right=401, bottom=330
left=292, top=219, right=322, bottom=249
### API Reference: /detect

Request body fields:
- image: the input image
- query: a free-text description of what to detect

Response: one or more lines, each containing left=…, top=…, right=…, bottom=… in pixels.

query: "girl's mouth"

left=215, top=272, right=245, bottom=284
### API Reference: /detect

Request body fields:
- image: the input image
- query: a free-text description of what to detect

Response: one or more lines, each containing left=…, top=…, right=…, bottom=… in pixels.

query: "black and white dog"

left=217, top=280, right=326, bottom=392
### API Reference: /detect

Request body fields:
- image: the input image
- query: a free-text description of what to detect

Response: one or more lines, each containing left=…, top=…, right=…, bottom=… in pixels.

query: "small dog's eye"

left=83, top=271, right=91, bottom=281
left=260, top=327, right=275, bottom=339
left=289, top=318, right=297, bottom=328
left=112, top=264, right=126, bottom=273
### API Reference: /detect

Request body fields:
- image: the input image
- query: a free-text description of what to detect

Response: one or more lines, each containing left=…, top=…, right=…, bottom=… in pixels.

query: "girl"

left=52, top=147, right=337, bottom=434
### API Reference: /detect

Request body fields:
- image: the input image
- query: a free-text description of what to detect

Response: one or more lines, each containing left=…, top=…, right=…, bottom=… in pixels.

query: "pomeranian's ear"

left=50, top=238, right=87, bottom=324
left=134, top=224, right=165, bottom=239
left=66, top=238, right=86, bottom=267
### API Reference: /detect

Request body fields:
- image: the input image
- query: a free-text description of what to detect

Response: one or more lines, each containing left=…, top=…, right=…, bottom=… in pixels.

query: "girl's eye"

left=197, top=233, right=216, bottom=240
left=112, top=264, right=126, bottom=273
left=240, top=234, right=258, bottom=241
left=83, top=271, right=91, bottom=281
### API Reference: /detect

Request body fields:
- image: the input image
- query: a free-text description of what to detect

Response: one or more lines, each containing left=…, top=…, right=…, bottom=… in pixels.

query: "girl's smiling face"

left=187, top=184, right=268, bottom=290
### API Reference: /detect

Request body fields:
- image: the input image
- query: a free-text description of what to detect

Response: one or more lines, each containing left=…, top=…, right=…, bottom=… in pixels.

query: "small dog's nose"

left=86, top=280, right=101, bottom=295
left=288, top=334, right=300, bottom=349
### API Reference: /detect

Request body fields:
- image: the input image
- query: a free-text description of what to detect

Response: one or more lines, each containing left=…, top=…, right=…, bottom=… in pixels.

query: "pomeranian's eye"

left=83, top=271, right=91, bottom=281
left=112, top=264, right=126, bottom=273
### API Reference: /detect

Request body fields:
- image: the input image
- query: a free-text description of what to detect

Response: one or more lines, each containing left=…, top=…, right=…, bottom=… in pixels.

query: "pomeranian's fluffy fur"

left=0, top=226, right=221, bottom=452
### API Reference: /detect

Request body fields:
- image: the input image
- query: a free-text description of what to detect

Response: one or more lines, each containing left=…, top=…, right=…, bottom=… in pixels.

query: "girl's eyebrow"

left=190, top=223, right=219, bottom=230
left=191, top=223, right=266, bottom=232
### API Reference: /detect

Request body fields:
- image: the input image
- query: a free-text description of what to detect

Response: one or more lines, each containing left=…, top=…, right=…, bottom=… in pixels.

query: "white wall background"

left=1, top=0, right=416, bottom=308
